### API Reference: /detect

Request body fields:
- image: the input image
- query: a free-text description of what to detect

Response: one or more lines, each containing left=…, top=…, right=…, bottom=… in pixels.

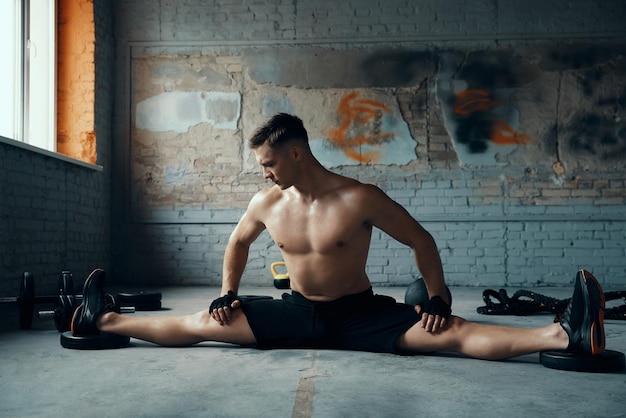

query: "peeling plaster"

left=136, top=91, right=241, bottom=132
left=438, top=52, right=532, bottom=166
left=309, top=113, right=416, bottom=167
left=244, top=88, right=417, bottom=169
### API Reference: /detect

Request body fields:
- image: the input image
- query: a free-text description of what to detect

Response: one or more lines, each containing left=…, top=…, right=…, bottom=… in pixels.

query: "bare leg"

left=96, top=309, right=256, bottom=347
left=397, top=316, right=569, bottom=360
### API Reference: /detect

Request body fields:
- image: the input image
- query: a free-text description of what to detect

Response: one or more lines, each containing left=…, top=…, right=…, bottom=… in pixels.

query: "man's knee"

left=190, top=309, right=256, bottom=344
left=188, top=310, right=215, bottom=328
left=396, top=315, right=467, bottom=352
left=446, top=315, right=466, bottom=329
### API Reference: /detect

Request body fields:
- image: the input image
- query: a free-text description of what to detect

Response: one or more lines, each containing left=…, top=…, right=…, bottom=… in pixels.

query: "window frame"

left=1, top=0, right=57, bottom=152
left=0, top=0, right=100, bottom=170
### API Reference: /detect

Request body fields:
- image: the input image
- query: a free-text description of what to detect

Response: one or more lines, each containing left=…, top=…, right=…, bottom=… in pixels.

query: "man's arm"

left=221, top=211, right=265, bottom=295
left=361, top=184, right=449, bottom=331
left=211, top=193, right=267, bottom=324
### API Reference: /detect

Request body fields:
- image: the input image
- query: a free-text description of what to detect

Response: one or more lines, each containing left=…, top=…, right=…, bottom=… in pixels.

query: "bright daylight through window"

left=0, top=0, right=57, bottom=152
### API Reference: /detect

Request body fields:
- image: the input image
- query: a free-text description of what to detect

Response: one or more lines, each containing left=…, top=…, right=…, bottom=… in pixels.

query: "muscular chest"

left=265, top=201, right=370, bottom=254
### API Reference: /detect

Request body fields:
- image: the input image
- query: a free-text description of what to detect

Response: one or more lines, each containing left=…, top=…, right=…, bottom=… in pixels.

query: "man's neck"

left=290, top=160, right=338, bottom=202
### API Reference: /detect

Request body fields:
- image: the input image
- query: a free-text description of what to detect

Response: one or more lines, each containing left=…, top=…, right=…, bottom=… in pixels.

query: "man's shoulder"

left=320, top=177, right=390, bottom=214
left=250, top=186, right=281, bottom=206
left=242, top=187, right=281, bottom=223
left=334, top=177, right=384, bottom=198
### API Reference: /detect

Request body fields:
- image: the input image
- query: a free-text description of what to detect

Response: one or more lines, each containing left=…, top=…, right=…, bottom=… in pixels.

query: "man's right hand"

left=209, top=291, right=241, bottom=325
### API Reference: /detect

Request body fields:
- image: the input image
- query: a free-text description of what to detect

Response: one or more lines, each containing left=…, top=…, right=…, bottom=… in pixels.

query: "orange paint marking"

left=454, top=89, right=504, bottom=116
left=327, top=92, right=394, bottom=163
left=453, top=89, right=535, bottom=147
left=490, top=120, right=534, bottom=145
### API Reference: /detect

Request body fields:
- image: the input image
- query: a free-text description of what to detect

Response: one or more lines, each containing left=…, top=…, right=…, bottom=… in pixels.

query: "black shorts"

left=240, top=288, right=420, bottom=354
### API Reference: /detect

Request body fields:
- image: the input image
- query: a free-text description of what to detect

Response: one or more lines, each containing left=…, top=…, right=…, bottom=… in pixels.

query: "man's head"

left=249, top=114, right=313, bottom=189
left=248, top=113, right=309, bottom=150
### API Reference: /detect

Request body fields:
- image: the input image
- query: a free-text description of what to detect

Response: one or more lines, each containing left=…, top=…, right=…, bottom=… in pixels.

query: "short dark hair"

left=248, top=113, right=309, bottom=149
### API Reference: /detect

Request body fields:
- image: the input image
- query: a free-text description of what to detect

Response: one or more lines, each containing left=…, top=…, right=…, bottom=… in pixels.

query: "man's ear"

left=291, top=144, right=302, bottom=161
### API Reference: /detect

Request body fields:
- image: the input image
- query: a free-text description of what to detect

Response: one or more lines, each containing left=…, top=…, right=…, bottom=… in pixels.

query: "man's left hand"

left=415, top=296, right=451, bottom=332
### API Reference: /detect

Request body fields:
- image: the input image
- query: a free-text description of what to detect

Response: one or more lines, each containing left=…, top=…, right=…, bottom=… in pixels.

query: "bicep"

left=229, top=193, right=268, bottom=247
left=229, top=211, right=266, bottom=248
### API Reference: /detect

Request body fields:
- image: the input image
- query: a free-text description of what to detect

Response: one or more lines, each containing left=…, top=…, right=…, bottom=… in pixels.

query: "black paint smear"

left=577, top=67, right=606, bottom=97
left=454, top=114, right=493, bottom=154
left=549, top=47, right=601, bottom=70
left=446, top=88, right=503, bottom=154
left=566, top=113, right=626, bottom=160
left=568, top=114, right=603, bottom=155
left=597, top=87, right=626, bottom=108
left=454, top=50, right=542, bottom=89
left=361, top=50, right=435, bottom=87
left=600, top=132, right=617, bottom=146
left=456, top=61, right=519, bottom=89
left=551, top=81, right=626, bottom=161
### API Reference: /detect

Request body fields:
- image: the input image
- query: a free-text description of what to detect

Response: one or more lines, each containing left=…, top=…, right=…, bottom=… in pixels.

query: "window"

left=0, top=0, right=57, bottom=151
left=1, top=0, right=97, bottom=165
left=0, top=1, right=20, bottom=142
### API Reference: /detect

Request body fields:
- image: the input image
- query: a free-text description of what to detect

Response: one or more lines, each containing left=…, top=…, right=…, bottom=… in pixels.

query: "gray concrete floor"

left=1, top=284, right=625, bottom=418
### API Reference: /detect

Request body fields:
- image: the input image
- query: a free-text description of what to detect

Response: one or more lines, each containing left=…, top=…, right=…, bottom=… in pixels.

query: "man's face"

left=254, top=142, right=295, bottom=189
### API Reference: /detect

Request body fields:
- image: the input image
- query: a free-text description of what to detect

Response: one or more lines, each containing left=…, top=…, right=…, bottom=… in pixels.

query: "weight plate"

left=53, top=296, right=65, bottom=332
left=18, top=272, right=35, bottom=330
left=58, top=271, right=74, bottom=296
left=540, top=350, right=625, bottom=373
left=116, top=292, right=162, bottom=304
left=54, top=295, right=76, bottom=333
left=60, top=331, right=130, bottom=350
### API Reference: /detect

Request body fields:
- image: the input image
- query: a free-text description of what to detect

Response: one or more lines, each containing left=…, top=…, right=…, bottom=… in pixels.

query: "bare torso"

left=230, top=141, right=442, bottom=304
left=258, top=175, right=375, bottom=300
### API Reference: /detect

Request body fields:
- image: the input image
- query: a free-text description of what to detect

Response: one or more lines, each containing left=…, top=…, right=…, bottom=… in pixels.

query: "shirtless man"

left=72, top=113, right=605, bottom=359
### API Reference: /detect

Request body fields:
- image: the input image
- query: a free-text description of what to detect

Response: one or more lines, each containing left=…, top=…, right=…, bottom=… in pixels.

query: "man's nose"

left=262, top=167, right=272, bottom=179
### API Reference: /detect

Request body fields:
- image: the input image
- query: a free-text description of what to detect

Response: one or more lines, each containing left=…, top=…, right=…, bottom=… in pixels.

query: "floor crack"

left=292, top=351, right=328, bottom=418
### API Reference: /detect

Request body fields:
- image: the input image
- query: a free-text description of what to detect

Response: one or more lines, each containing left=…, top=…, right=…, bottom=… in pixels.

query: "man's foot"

left=71, top=269, right=114, bottom=336
left=561, top=269, right=605, bottom=355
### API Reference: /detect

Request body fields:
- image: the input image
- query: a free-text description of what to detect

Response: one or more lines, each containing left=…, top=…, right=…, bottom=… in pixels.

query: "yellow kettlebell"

left=271, top=261, right=290, bottom=289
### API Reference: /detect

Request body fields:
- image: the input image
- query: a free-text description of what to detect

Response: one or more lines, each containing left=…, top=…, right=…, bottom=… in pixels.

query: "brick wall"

left=115, top=0, right=626, bottom=42
left=57, top=0, right=97, bottom=163
left=113, top=0, right=623, bottom=289
left=0, top=142, right=111, bottom=296
left=0, top=0, right=114, bottom=297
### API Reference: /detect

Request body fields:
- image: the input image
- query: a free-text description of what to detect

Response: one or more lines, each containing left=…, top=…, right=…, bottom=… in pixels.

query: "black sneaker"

left=561, top=269, right=605, bottom=355
left=71, top=269, right=114, bottom=336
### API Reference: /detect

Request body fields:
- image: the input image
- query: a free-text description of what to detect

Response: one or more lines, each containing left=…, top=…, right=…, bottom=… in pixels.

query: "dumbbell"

left=0, top=272, right=57, bottom=329
left=43, top=271, right=145, bottom=332
left=58, top=271, right=163, bottom=312
left=38, top=293, right=136, bottom=333
left=0, top=271, right=86, bottom=329
left=0, top=271, right=137, bottom=331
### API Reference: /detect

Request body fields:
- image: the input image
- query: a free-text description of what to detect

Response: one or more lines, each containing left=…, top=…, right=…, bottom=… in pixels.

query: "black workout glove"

left=209, top=291, right=240, bottom=313
left=420, top=296, right=452, bottom=320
